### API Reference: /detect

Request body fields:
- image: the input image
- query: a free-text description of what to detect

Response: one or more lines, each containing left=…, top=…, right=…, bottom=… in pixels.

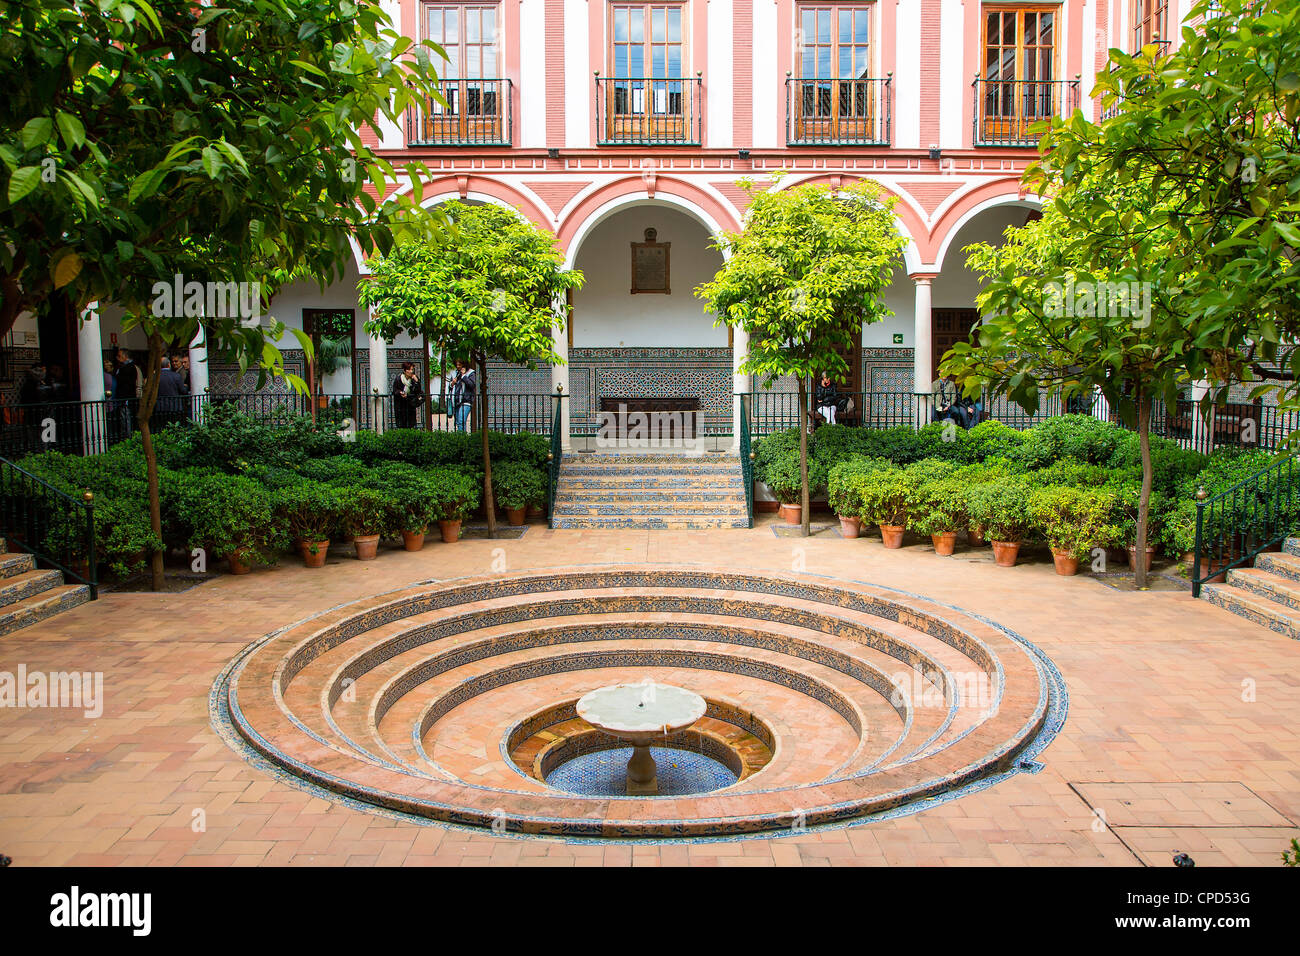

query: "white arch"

left=562, top=192, right=728, bottom=270
left=351, top=190, right=533, bottom=274
left=931, top=193, right=1044, bottom=273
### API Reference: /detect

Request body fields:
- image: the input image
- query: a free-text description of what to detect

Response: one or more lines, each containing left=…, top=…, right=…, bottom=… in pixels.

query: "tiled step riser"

left=1227, top=570, right=1300, bottom=612
left=557, top=501, right=747, bottom=515
left=0, top=586, right=92, bottom=638
left=1202, top=585, right=1300, bottom=641
left=566, top=455, right=741, bottom=463
left=1285, top=538, right=1300, bottom=558
left=1252, top=553, right=1300, bottom=584
left=552, top=517, right=750, bottom=529
left=554, top=488, right=743, bottom=502
left=0, top=570, right=64, bottom=608
left=0, top=553, right=37, bottom=580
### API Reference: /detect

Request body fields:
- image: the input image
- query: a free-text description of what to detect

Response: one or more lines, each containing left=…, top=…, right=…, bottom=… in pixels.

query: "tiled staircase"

left=0, top=538, right=92, bottom=637
left=551, top=453, right=749, bottom=529
left=1202, top=537, right=1300, bottom=640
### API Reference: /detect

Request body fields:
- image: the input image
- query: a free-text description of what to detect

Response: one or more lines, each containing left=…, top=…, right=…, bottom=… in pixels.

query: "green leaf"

left=51, top=250, right=82, bottom=290
left=19, top=117, right=53, bottom=150
left=7, top=166, right=42, bottom=203
left=54, top=111, right=86, bottom=149
left=201, top=145, right=221, bottom=179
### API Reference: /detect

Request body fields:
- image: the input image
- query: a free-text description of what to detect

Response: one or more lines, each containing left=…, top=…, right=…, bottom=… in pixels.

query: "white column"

left=1189, top=379, right=1211, bottom=451
left=912, top=275, right=935, bottom=426
left=367, top=307, right=388, bottom=435
left=187, top=324, right=209, bottom=407
left=1093, top=390, right=1111, bottom=424
left=78, top=302, right=107, bottom=454
left=551, top=301, right=571, bottom=452
left=731, top=325, right=750, bottom=453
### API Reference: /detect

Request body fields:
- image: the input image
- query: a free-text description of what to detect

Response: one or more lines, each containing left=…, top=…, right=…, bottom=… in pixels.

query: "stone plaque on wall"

left=631, top=227, right=670, bottom=294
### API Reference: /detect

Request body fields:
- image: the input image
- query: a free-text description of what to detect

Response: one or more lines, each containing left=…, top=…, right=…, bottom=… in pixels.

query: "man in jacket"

left=392, top=362, right=422, bottom=429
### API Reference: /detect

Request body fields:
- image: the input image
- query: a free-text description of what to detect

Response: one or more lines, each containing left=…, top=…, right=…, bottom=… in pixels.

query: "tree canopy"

left=697, top=177, right=906, bottom=535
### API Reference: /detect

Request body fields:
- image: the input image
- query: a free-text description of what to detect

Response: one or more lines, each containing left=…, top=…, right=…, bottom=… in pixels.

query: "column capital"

left=909, top=273, right=938, bottom=284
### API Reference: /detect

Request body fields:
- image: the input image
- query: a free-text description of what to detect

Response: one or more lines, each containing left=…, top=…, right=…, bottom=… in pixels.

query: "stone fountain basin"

left=576, top=682, right=707, bottom=739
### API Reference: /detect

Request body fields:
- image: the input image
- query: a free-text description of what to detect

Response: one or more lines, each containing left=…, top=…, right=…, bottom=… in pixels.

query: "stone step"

left=561, top=462, right=741, bottom=476
left=555, top=501, right=747, bottom=517
left=0, top=569, right=64, bottom=608
left=553, top=486, right=742, bottom=502
left=566, top=454, right=740, bottom=464
left=1226, top=567, right=1300, bottom=612
left=550, top=515, right=751, bottom=530
left=1201, top=582, right=1300, bottom=641
left=1252, top=551, right=1300, bottom=583
left=556, top=475, right=745, bottom=491
left=1285, top=537, right=1300, bottom=558
left=0, top=552, right=37, bottom=579
left=0, top=585, right=91, bottom=638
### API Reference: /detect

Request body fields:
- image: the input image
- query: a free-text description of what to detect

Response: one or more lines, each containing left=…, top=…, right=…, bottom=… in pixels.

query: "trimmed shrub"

left=856, top=466, right=911, bottom=527
left=1028, top=485, right=1120, bottom=560
left=490, top=460, right=546, bottom=511
left=968, top=477, right=1033, bottom=542
left=909, top=475, right=970, bottom=536
left=827, top=457, right=894, bottom=517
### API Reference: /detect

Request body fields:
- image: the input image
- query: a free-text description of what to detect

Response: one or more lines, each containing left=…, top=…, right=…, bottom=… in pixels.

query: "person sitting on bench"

left=815, top=372, right=840, bottom=427
left=931, top=374, right=963, bottom=426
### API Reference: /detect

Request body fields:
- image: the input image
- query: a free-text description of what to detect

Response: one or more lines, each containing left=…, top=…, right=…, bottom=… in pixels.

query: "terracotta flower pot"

left=838, top=515, right=862, bottom=539
left=931, top=531, right=957, bottom=556
left=401, top=530, right=425, bottom=552
left=991, top=540, right=1021, bottom=567
left=1127, top=544, right=1156, bottom=573
left=439, top=519, right=462, bottom=543
left=968, top=526, right=986, bottom=547
left=527, top=504, right=543, bottom=519
left=353, top=533, right=380, bottom=560
left=227, top=548, right=253, bottom=575
left=506, top=507, right=526, bottom=527
left=301, top=540, right=330, bottom=568
left=879, top=525, right=905, bottom=549
left=779, top=502, right=802, bottom=525
left=1052, top=549, right=1080, bottom=576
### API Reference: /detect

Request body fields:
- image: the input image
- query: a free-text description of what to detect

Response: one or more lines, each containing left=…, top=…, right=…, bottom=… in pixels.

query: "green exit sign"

left=892, top=333, right=904, bottom=344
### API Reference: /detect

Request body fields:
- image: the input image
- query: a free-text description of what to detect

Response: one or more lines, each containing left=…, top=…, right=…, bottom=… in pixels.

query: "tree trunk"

left=798, top=374, right=810, bottom=538
left=478, top=354, right=496, bottom=538
left=1135, top=389, right=1152, bottom=589
left=137, top=332, right=167, bottom=591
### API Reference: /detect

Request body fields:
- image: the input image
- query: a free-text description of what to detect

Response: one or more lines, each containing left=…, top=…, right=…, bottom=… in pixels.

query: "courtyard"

left=3, top=514, right=1297, bottom=867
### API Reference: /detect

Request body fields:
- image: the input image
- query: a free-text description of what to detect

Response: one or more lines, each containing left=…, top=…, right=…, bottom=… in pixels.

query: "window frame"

left=977, top=4, right=1064, bottom=145
left=417, top=1, right=508, bottom=145
left=791, top=2, right=880, bottom=144
left=1131, top=0, right=1170, bottom=52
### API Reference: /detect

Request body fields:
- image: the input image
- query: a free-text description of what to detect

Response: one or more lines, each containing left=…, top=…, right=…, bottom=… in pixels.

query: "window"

left=976, top=5, right=1069, bottom=146
left=790, top=4, right=885, bottom=144
left=416, top=4, right=509, bottom=144
left=599, top=3, right=697, bottom=144
left=1131, top=0, right=1169, bottom=51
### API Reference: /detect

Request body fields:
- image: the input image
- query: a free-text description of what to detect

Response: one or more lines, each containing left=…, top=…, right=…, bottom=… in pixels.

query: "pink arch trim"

left=556, top=176, right=742, bottom=251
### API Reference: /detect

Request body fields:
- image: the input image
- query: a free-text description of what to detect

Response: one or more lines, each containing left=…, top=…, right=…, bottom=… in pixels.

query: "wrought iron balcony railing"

left=595, top=74, right=702, bottom=146
left=785, top=75, right=892, bottom=146
left=972, top=77, right=1080, bottom=147
left=406, top=78, right=512, bottom=147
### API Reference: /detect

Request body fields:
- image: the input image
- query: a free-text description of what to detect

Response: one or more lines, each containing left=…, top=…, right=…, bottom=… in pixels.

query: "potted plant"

left=909, top=476, right=968, bottom=556
left=429, top=469, right=481, bottom=542
left=337, top=486, right=395, bottom=560
left=766, top=453, right=804, bottom=525
left=491, top=461, right=545, bottom=527
left=968, top=478, right=1031, bottom=567
left=1028, top=485, right=1119, bottom=576
left=277, top=481, right=341, bottom=567
left=1113, top=484, right=1165, bottom=573
left=857, top=467, right=910, bottom=549
left=827, top=457, right=891, bottom=539
left=180, top=473, right=285, bottom=574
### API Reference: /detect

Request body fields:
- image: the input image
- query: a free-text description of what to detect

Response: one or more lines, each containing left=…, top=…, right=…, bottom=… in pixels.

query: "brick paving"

left=2, top=515, right=1298, bottom=865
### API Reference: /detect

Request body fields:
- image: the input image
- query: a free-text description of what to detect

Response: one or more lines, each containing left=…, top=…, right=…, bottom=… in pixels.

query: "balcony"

left=595, top=74, right=702, bottom=146
left=785, top=75, right=892, bottom=147
left=406, top=78, right=512, bottom=147
left=972, top=77, right=1080, bottom=147
left=1099, top=40, right=1171, bottom=120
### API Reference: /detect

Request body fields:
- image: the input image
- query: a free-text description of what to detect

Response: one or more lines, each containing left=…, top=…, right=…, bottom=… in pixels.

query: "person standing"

left=111, top=348, right=138, bottom=440
left=155, top=356, right=188, bottom=430
left=450, top=359, right=476, bottom=433
left=392, top=361, right=421, bottom=429
left=102, top=357, right=115, bottom=399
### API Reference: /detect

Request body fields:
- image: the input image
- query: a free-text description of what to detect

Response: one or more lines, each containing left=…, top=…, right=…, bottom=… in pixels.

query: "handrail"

left=785, top=75, right=892, bottom=146
left=0, top=455, right=97, bottom=599
left=1192, top=452, right=1298, bottom=597
left=547, top=390, right=564, bottom=529
left=739, top=394, right=754, bottom=528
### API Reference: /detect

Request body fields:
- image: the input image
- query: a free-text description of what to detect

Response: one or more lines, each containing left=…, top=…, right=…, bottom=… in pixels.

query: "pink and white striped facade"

left=64, top=0, right=1206, bottom=445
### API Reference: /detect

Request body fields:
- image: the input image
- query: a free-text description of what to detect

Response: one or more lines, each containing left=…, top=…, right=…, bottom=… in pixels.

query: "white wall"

left=572, top=206, right=726, bottom=348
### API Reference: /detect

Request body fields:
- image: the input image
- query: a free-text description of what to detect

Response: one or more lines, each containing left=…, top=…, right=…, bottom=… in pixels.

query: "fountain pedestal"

left=576, top=682, right=707, bottom=796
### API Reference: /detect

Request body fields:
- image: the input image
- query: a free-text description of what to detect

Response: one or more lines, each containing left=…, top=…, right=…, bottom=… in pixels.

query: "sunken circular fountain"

left=211, top=565, right=1067, bottom=839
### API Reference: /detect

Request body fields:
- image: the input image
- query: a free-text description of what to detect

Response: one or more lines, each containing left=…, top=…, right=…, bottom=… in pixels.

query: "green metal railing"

left=0, top=456, right=97, bottom=599
left=547, top=391, right=565, bottom=529
left=1192, top=453, right=1299, bottom=597
left=739, top=394, right=754, bottom=528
